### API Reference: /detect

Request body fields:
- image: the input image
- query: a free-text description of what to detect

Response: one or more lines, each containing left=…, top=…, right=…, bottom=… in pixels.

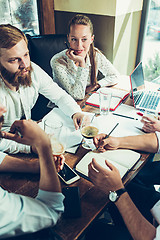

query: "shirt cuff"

left=151, top=200, right=160, bottom=224
left=36, top=189, right=65, bottom=212
left=0, top=151, right=7, bottom=164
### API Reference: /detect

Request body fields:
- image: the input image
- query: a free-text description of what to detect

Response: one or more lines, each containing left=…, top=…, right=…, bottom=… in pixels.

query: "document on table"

left=76, top=149, right=141, bottom=179
left=38, top=104, right=144, bottom=153
left=86, top=88, right=129, bottom=111
left=93, top=113, right=144, bottom=138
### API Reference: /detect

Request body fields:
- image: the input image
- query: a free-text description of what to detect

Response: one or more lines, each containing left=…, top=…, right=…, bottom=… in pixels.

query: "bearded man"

left=0, top=24, right=83, bottom=172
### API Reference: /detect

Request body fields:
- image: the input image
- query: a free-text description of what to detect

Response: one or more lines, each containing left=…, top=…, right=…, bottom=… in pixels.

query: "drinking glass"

left=80, top=114, right=99, bottom=150
left=44, top=119, right=65, bottom=156
left=99, top=88, right=112, bottom=115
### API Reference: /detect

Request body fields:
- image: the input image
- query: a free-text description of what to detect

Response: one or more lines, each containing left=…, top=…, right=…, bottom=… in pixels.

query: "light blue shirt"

left=0, top=187, right=64, bottom=239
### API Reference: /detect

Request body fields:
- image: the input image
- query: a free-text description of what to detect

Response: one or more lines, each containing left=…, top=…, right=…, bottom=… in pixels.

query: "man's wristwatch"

left=109, top=188, right=127, bottom=202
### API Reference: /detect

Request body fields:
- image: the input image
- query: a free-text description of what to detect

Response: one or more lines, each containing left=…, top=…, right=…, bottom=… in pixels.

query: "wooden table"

left=0, top=91, right=153, bottom=240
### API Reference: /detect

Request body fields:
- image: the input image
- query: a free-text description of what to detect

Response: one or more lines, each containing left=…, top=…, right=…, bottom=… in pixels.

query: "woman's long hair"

left=68, top=14, right=97, bottom=86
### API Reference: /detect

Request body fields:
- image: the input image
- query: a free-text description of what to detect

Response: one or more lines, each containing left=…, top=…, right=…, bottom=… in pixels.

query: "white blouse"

left=50, top=48, right=120, bottom=100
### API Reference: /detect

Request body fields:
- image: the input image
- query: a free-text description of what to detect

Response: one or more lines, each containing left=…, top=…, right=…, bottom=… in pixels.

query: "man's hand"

left=2, top=119, right=50, bottom=149
left=72, top=112, right=84, bottom=130
left=93, top=134, right=120, bottom=152
left=53, top=154, right=65, bottom=172
left=141, top=115, right=160, bottom=133
left=88, top=158, right=124, bottom=195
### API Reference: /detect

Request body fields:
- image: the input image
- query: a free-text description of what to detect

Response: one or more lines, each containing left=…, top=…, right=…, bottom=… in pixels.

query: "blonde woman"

left=50, top=14, right=120, bottom=100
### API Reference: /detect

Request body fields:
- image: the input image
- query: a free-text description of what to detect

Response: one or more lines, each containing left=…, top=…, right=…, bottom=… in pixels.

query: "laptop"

left=129, top=62, right=160, bottom=113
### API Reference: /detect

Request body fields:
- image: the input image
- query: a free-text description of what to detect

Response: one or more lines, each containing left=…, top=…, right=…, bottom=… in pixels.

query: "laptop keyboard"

left=134, top=92, right=144, bottom=105
left=134, top=91, right=160, bottom=110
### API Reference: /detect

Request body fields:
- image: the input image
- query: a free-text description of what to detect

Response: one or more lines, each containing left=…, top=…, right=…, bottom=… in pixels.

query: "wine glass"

left=44, top=119, right=65, bottom=156
left=80, top=114, right=99, bottom=150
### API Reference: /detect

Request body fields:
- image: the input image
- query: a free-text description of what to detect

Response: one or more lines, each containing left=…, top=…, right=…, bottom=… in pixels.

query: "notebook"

left=75, top=149, right=141, bottom=180
left=86, top=88, right=129, bottom=111
left=130, top=62, right=160, bottom=113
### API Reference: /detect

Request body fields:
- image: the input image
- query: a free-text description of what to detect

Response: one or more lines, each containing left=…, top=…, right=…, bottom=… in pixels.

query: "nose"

left=76, top=40, right=82, bottom=49
left=19, top=58, right=28, bottom=69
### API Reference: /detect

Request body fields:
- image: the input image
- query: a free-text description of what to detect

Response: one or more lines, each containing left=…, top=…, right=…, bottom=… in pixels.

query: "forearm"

left=0, top=155, right=39, bottom=173
left=115, top=192, right=156, bottom=240
left=37, top=143, right=61, bottom=193
left=118, top=133, right=158, bottom=153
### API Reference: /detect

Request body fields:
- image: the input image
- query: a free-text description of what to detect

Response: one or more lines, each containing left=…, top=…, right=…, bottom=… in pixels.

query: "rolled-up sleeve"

left=32, top=63, right=81, bottom=118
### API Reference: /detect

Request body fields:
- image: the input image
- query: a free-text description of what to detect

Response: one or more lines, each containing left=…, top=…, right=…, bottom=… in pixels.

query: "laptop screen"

left=129, top=62, right=145, bottom=108
left=130, top=62, right=145, bottom=91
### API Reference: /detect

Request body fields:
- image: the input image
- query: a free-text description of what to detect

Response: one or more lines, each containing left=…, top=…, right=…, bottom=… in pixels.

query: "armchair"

left=26, top=34, right=67, bottom=120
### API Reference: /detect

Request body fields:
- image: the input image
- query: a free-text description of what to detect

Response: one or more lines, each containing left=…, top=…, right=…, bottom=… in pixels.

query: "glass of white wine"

left=80, top=114, right=99, bottom=150
left=44, top=119, right=65, bottom=156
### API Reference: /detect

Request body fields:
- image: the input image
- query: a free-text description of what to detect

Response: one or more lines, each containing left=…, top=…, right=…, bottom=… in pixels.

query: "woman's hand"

left=66, top=49, right=86, bottom=67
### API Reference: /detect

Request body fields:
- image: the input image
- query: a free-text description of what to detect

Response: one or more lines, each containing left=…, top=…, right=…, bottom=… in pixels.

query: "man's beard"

left=0, top=64, right=32, bottom=88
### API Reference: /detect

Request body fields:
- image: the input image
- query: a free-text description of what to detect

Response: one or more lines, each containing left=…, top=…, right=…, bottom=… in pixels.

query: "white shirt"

left=0, top=187, right=64, bottom=239
left=150, top=132, right=160, bottom=239
left=151, top=200, right=160, bottom=239
left=50, top=49, right=120, bottom=100
left=0, top=62, right=81, bottom=160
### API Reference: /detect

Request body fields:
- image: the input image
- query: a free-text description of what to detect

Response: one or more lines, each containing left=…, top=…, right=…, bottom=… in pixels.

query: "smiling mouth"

left=74, top=50, right=83, bottom=55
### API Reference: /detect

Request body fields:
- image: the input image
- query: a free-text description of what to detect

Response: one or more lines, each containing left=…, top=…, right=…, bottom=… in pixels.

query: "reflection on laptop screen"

left=130, top=62, right=144, bottom=90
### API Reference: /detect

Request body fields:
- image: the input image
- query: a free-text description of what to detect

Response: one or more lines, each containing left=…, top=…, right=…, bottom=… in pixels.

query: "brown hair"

left=68, top=14, right=97, bottom=86
left=0, top=24, right=28, bottom=57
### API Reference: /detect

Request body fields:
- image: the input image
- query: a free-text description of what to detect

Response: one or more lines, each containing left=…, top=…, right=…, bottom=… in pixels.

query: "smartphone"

left=62, top=186, right=81, bottom=218
left=58, top=163, right=80, bottom=185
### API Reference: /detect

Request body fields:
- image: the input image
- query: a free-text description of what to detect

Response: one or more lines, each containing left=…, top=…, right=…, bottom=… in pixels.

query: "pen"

left=70, top=142, right=83, bottom=148
left=137, top=112, right=143, bottom=117
left=105, top=123, right=119, bottom=139
left=113, top=113, right=138, bottom=120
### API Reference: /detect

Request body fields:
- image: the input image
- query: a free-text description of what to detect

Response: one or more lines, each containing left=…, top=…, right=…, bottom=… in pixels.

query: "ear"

left=91, top=35, right=94, bottom=43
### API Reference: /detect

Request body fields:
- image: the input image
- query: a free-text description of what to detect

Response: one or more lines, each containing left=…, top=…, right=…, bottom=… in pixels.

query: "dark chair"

left=26, top=34, right=67, bottom=121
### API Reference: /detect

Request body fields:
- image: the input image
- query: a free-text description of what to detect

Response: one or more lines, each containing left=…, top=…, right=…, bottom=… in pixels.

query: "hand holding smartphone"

left=58, top=162, right=80, bottom=185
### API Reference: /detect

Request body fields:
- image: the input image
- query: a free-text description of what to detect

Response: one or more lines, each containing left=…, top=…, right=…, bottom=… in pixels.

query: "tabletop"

left=0, top=81, right=154, bottom=240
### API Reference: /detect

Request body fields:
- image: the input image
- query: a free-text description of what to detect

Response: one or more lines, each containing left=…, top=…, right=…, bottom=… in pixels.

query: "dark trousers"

left=134, top=160, right=160, bottom=186
left=85, top=180, right=160, bottom=240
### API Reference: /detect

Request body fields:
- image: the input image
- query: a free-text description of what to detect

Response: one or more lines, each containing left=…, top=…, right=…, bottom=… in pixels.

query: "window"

left=0, top=0, right=39, bottom=35
left=143, top=0, right=160, bottom=83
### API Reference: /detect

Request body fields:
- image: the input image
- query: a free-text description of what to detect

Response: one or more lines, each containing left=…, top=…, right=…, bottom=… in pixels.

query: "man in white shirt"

left=0, top=24, right=84, bottom=173
left=85, top=132, right=160, bottom=239
left=0, top=104, right=64, bottom=239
